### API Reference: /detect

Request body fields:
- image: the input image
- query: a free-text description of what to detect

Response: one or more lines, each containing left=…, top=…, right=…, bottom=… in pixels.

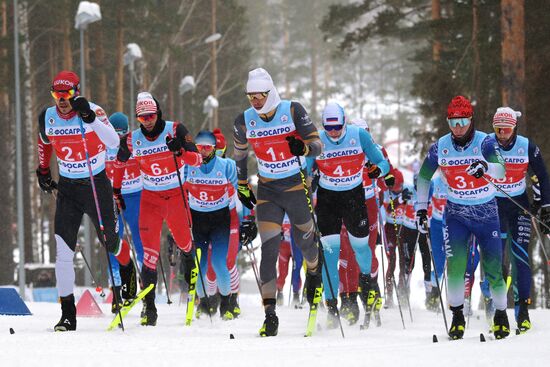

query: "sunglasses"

left=137, top=113, right=157, bottom=123
left=50, top=88, right=76, bottom=100
left=447, top=117, right=471, bottom=128
left=324, top=124, right=344, bottom=132
left=494, top=126, right=514, bottom=134
left=196, top=144, right=215, bottom=151
left=246, top=91, right=269, bottom=101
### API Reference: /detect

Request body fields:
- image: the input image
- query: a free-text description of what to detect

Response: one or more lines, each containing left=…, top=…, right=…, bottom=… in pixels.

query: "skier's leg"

left=365, top=197, right=380, bottom=280
left=444, top=215, right=471, bottom=308
left=339, top=224, right=359, bottom=293
left=124, top=191, right=144, bottom=267
left=277, top=241, right=291, bottom=295
left=290, top=235, right=303, bottom=293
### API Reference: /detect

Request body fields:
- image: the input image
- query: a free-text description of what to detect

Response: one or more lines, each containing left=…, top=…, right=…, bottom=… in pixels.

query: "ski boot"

left=140, top=267, right=157, bottom=326
left=229, top=293, right=241, bottom=318
left=259, top=312, right=279, bottom=337
left=54, top=294, right=77, bottom=332
left=291, top=292, right=301, bottom=308
left=220, top=295, right=235, bottom=320
left=120, top=260, right=138, bottom=306
left=492, top=309, right=510, bottom=339
left=426, top=287, right=440, bottom=312
left=196, top=296, right=212, bottom=319
left=141, top=301, right=158, bottom=326
left=305, top=249, right=323, bottom=306
left=340, top=292, right=360, bottom=325
left=449, top=305, right=465, bottom=340
left=384, top=292, right=394, bottom=309
left=110, top=286, right=123, bottom=314
left=516, top=299, right=531, bottom=333
left=368, top=283, right=383, bottom=327
left=326, top=298, right=339, bottom=329
left=276, top=290, right=284, bottom=306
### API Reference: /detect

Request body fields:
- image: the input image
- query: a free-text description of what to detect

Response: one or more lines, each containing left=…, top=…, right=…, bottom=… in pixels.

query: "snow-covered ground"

left=1, top=270, right=549, bottom=367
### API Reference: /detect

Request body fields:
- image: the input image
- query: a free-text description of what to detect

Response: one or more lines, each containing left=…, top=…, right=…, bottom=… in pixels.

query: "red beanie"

left=52, top=70, right=80, bottom=91
left=213, top=128, right=226, bottom=150
left=447, top=96, right=473, bottom=119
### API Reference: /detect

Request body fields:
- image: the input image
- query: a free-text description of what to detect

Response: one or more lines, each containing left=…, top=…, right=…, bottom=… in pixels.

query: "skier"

left=312, top=102, right=389, bottom=328
left=415, top=95, right=510, bottom=339
left=276, top=214, right=303, bottom=306
left=425, top=174, right=448, bottom=311
left=184, top=130, right=238, bottom=320
left=105, top=112, right=144, bottom=313
left=114, top=92, right=202, bottom=326
left=489, top=107, right=550, bottom=331
left=36, top=71, right=134, bottom=331
left=233, top=68, right=323, bottom=336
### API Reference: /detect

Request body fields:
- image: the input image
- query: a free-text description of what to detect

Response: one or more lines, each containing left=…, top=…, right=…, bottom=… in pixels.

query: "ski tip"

left=229, top=333, right=235, bottom=339
left=432, top=334, right=438, bottom=343
left=515, top=329, right=520, bottom=335
left=480, top=333, right=486, bottom=342
left=9, top=327, right=15, bottom=335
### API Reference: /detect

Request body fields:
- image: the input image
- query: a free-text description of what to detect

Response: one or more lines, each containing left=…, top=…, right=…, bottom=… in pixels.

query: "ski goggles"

left=245, top=91, right=269, bottom=101
left=196, top=144, right=215, bottom=152
left=137, top=113, right=157, bottom=123
left=50, top=88, right=76, bottom=100
left=494, top=126, right=514, bottom=134
left=324, top=124, right=344, bottom=132
left=447, top=117, right=471, bottom=128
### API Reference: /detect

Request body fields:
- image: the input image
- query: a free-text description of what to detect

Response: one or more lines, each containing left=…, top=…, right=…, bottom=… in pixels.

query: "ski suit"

left=37, top=103, right=125, bottom=297
left=416, top=131, right=508, bottom=310
left=312, top=124, right=389, bottom=300
left=233, top=100, right=322, bottom=304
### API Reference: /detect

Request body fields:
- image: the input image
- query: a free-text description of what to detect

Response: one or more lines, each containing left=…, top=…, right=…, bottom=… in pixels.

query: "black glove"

left=166, top=135, right=182, bottom=156
left=541, top=206, right=550, bottom=235
left=117, top=136, right=131, bottom=162
left=36, top=166, right=56, bottom=193
left=113, top=187, right=126, bottom=211
left=366, top=162, right=381, bottom=179
left=466, top=160, right=488, bottom=179
left=238, top=183, right=257, bottom=210
left=401, top=188, right=412, bottom=203
left=285, top=136, right=308, bottom=156
left=69, top=96, right=95, bottom=123
left=384, top=174, right=395, bottom=188
left=416, top=209, right=428, bottom=234
left=240, top=218, right=258, bottom=245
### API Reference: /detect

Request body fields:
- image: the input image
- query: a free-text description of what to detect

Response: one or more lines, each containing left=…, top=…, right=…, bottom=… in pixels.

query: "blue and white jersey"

left=489, top=133, right=529, bottom=198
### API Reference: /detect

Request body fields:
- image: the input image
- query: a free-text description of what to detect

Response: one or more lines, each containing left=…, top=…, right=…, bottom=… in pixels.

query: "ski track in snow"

left=1, top=286, right=549, bottom=367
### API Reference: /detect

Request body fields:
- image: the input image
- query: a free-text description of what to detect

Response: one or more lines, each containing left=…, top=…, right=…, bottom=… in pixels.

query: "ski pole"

left=296, top=156, right=345, bottom=339
left=242, top=238, right=263, bottom=296
left=482, top=176, right=550, bottom=232
left=76, top=244, right=105, bottom=297
left=371, top=180, right=386, bottom=298
left=157, top=255, right=173, bottom=304
left=77, top=117, right=125, bottom=331
left=172, top=152, right=212, bottom=323
left=424, top=225, right=449, bottom=335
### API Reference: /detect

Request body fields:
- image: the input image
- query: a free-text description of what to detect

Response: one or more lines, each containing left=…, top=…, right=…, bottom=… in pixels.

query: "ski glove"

left=366, top=162, right=381, bottom=179
left=384, top=173, right=395, bottom=188
left=113, top=187, right=126, bottom=211
left=69, top=96, right=95, bottom=123
left=166, top=135, right=183, bottom=156
left=117, top=136, right=131, bottom=162
left=401, top=188, right=413, bottom=203
left=240, top=218, right=258, bottom=246
left=541, top=206, right=550, bottom=235
left=36, top=166, right=56, bottom=193
left=238, top=183, right=256, bottom=210
left=466, top=160, right=488, bottom=179
left=286, top=136, right=309, bottom=156
left=416, top=209, right=429, bottom=234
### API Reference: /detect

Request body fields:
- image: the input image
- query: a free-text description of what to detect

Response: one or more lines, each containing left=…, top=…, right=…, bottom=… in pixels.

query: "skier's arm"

left=37, top=109, right=53, bottom=169
left=416, top=143, right=440, bottom=210
left=174, top=122, right=202, bottom=166
left=291, top=102, right=321, bottom=158
left=528, top=140, right=550, bottom=206
left=481, top=135, right=506, bottom=180
left=359, top=129, right=389, bottom=176
left=226, top=159, right=238, bottom=191
left=88, top=105, right=119, bottom=149
left=112, top=135, right=133, bottom=190
left=233, top=113, right=249, bottom=183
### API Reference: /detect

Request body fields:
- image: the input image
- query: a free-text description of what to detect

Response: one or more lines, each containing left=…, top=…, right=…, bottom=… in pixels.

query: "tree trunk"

left=472, top=0, right=481, bottom=103
left=115, top=5, right=124, bottom=112
left=62, top=5, right=72, bottom=70
left=501, top=0, right=525, bottom=134
left=431, top=0, right=441, bottom=63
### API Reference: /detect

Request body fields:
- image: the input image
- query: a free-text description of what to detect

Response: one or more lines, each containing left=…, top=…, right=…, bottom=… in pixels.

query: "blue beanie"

left=109, top=112, right=129, bottom=135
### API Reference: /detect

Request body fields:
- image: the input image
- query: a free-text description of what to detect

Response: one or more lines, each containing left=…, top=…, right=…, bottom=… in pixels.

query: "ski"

left=107, top=283, right=154, bottom=331
left=185, top=248, right=201, bottom=326
left=304, top=286, right=323, bottom=337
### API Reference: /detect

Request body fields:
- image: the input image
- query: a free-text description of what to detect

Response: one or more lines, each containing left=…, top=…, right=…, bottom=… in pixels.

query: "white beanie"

left=493, top=107, right=522, bottom=128
left=246, top=68, right=281, bottom=114
left=351, top=118, right=369, bottom=131
left=136, top=92, right=157, bottom=116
